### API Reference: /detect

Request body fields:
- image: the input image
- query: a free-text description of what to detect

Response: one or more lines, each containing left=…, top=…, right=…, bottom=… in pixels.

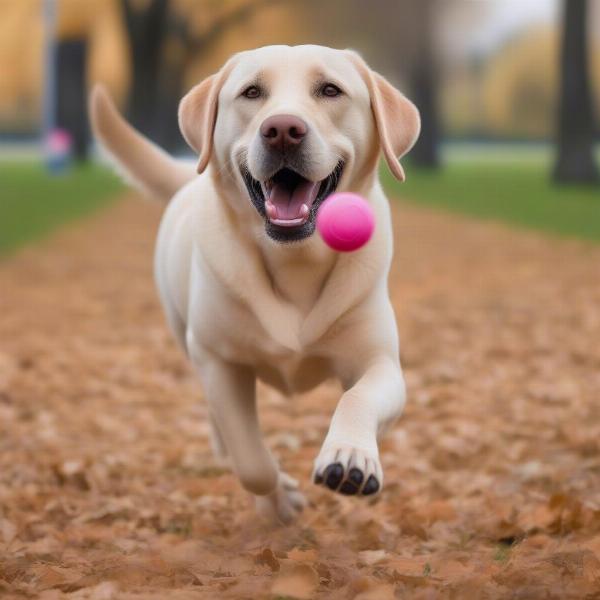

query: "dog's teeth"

left=300, top=204, right=309, bottom=218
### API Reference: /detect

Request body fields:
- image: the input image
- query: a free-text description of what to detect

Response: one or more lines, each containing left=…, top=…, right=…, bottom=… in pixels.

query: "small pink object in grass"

left=316, top=192, right=375, bottom=252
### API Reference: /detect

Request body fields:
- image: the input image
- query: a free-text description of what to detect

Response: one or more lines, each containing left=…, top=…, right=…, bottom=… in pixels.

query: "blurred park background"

left=0, top=0, right=599, bottom=253
left=3, top=4, right=600, bottom=597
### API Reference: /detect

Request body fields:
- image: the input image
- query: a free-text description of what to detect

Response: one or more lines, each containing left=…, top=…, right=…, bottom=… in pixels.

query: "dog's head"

left=179, top=45, right=420, bottom=243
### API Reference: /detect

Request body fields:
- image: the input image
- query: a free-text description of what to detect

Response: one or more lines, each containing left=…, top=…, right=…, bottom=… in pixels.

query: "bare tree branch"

left=187, top=0, right=285, bottom=53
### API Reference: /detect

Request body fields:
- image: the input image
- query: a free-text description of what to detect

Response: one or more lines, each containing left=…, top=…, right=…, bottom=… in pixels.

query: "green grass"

left=383, top=158, right=600, bottom=243
left=0, top=161, right=123, bottom=256
left=2, top=153, right=599, bottom=257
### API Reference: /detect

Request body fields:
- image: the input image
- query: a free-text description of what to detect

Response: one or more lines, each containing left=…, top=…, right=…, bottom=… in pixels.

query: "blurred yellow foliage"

left=0, top=0, right=129, bottom=127
left=0, top=2, right=598, bottom=138
left=482, top=27, right=560, bottom=138
left=0, top=0, right=44, bottom=127
left=0, top=0, right=306, bottom=129
left=444, top=26, right=600, bottom=139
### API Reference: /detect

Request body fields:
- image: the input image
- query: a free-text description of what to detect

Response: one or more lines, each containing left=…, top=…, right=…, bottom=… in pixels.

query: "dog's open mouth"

left=242, top=161, right=344, bottom=242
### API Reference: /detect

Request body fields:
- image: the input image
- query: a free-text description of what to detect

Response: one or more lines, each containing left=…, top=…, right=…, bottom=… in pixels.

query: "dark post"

left=55, top=38, right=89, bottom=160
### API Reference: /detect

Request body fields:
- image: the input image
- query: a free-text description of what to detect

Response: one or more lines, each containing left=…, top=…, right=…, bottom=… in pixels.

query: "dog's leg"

left=313, top=356, right=405, bottom=496
left=193, top=353, right=305, bottom=523
left=207, top=412, right=229, bottom=465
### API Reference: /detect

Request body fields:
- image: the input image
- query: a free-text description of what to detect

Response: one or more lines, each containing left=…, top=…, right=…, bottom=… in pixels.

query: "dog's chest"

left=200, top=320, right=332, bottom=394
left=188, top=276, right=334, bottom=392
left=267, top=262, right=328, bottom=316
left=255, top=353, right=333, bottom=394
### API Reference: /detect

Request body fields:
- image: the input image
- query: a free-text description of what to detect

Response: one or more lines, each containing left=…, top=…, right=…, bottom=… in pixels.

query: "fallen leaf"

left=358, top=549, right=388, bottom=565
left=353, top=583, right=396, bottom=600
left=287, top=547, right=318, bottom=563
left=271, top=563, right=319, bottom=599
left=0, top=519, right=17, bottom=544
left=255, top=547, right=280, bottom=572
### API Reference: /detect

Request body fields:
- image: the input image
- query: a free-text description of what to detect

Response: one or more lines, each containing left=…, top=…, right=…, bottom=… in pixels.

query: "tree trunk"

left=409, top=62, right=440, bottom=168
left=120, top=0, right=285, bottom=152
left=406, top=0, right=440, bottom=169
left=55, top=38, right=89, bottom=160
left=553, top=0, right=598, bottom=184
left=152, top=9, right=205, bottom=153
left=154, top=67, right=187, bottom=152
left=121, top=0, right=169, bottom=142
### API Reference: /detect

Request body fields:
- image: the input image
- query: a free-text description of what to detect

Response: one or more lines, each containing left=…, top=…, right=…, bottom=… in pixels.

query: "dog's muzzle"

left=241, top=161, right=344, bottom=243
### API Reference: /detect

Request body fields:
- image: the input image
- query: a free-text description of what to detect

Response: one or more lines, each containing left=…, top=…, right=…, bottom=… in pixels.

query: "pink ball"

left=316, top=192, right=375, bottom=252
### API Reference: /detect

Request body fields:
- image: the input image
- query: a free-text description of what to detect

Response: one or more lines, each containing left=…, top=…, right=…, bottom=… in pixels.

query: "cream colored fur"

left=90, top=45, right=420, bottom=525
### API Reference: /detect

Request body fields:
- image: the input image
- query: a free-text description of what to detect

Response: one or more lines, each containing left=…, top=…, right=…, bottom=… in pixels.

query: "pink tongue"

left=268, top=180, right=319, bottom=220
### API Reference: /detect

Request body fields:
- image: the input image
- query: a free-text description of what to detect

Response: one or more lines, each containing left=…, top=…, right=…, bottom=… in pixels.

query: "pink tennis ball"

left=316, top=192, right=375, bottom=252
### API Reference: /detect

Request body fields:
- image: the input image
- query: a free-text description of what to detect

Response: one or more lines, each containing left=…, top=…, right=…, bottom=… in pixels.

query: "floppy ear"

left=178, top=64, right=233, bottom=174
left=348, top=52, right=421, bottom=182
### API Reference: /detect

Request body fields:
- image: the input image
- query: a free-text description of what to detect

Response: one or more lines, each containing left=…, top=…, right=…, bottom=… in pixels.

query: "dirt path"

left=1, top=195, right=600, bottom=599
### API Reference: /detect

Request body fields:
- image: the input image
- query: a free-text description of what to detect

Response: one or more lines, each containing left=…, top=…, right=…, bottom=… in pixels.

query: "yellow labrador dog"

left=90, top=45, right=420, bottom=524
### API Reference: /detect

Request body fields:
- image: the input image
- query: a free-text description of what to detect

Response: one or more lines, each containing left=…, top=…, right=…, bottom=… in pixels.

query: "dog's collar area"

left=241, top=161, right=344, bottom=243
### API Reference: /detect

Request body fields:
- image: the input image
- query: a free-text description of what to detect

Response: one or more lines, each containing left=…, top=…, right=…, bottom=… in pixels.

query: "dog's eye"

left=242, top=85, right=262, bottom=99
left=320, top=83, right=343, bottom=98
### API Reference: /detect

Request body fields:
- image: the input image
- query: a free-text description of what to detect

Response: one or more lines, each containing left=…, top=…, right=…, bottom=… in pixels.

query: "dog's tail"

left=89, top=85, right=196, bottom=202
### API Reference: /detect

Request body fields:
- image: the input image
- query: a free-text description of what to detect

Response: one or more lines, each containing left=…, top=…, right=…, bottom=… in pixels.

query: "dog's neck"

left=258, top=235, right=338, bottom=315
left=213, top=177, right=338, bottom=315
left=209, top=164, right=382, bottom=323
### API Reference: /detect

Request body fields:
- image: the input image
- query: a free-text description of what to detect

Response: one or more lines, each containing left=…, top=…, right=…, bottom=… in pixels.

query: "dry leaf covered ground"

left=1, top=195, right=600, bottom=599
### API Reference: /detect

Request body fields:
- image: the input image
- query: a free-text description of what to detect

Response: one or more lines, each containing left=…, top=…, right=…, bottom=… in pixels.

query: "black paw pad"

left=339, top=481, right=358, bottom=495
left=339, top=468, right=365, bottom=495
left=324, top=463, right=344, bottom=490
left=362, top=474, right=380, bottom=496
left=348, top=468, right=364, bottom=487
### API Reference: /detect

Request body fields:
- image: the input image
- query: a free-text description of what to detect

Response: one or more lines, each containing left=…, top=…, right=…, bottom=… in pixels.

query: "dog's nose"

left=260, top=114, right=307, bottom=152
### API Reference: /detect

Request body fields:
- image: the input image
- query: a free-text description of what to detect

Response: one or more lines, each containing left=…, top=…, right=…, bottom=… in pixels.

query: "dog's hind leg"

left=207, top=412, right=229, bottom=464
left=189, top=340, right=305, bottom=524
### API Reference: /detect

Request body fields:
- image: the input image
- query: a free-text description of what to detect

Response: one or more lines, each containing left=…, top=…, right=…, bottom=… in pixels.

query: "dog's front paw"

left=313, top=444, right=382, bottom=496
left=254, top=472, right=306, bottom=525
